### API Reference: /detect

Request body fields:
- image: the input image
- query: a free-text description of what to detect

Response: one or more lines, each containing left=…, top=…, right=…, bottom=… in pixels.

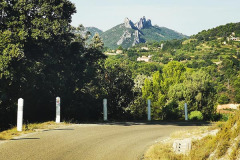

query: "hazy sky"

left=70, top=0, right=240, bottom=36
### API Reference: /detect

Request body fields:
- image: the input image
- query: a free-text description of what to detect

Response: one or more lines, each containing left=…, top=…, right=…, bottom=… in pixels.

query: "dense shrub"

left=189, top=111, right=203, bottom=121
left=218, top=94, right=230, bottom=104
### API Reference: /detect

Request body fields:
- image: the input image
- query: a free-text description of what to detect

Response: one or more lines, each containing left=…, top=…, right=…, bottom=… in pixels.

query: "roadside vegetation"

left=144, top=110, right=240, bottom=160
left=0, top=121, right=71, bottom=140
left=0, top=0, right=240, bottom=134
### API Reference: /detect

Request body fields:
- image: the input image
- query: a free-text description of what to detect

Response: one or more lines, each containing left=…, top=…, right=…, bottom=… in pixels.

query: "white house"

left=141, top=47, right=149, bottom=51
left=230, top=37, right=240, bottom=41
left=137, top=55, right=152, bottom=62
left=228, top=32, right=240, bottom=42
left=116, top=50, right=123, bottom=54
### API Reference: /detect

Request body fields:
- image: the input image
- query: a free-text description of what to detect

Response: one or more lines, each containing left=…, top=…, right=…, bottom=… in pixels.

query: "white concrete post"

left=148, top=99, right=151, bottom=121
left=17, top=98, right=24, bottom=131
left=184, top=103, right=188, bottom=121
left=56, top=97, right=61, bottom=123
left=103, top=99, right=107, bottom=121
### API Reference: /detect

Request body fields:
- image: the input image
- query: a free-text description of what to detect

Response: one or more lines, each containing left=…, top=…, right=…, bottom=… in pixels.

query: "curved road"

left=0, top=122, right=204, bottom=160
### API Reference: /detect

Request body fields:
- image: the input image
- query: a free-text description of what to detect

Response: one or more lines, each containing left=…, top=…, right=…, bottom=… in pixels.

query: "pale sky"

left=69, top=0, right=240, bottom=36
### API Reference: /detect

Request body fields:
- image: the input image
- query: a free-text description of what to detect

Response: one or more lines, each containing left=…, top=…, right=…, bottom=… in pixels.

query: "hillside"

left=100, top=17, right=188, bottom=49
left=192, top=22, right=240, bottom=40
left=85, top=27, right=103, bottom=39
left=100, top=24, right=136, bottom=49
left=141, top=26, right=186, bottom=41
left=103, top=22, right=240, bottom=116
left=126, top=21, right=240, bottom=65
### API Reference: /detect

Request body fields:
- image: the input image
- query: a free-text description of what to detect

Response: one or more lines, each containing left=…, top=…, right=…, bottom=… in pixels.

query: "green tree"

left=0, top=0, right=108, bottom=129
left=168, top=70, right=217, bottom=120
left=234, top=77, right=240, bottom=103
left=161, top=61, right=186, bottom=93
left=117, top=45, right=123, bottom=50
left=218, top=94, right=230, bottom=104
left=99, top=64, right=134, bottom=120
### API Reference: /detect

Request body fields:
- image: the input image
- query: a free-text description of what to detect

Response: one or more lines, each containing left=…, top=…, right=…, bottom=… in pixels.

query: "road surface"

left=0, top=122, right=205, bottom=160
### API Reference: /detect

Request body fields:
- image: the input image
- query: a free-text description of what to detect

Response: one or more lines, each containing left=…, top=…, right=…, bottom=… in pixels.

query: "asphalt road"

left=0, top=122, right=204, bottom=160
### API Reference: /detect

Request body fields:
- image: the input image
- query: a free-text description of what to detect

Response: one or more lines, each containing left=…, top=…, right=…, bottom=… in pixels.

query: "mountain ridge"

left=79, top=17, right=188, bottom=49
left=100, top=16, right=188, bottom=49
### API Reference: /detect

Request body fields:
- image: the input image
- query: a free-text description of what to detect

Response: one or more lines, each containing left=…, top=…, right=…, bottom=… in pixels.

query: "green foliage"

left=219, top=114, right=231, bottom=122
left=100, top=24, right=135, bottom=49
left=99, top=64, right=134, bottom=119
left=142, top=26, right=188, bottom=42
left=192, top=22, right=240, bottom=40
left=162, top=61, right=185, bottom=93
left=90, top=33, right=104, bottom=50
left=0, top=0, right=110, bottom=129
left=189, top=111, right=203, bottom=121
left=117, top=45, right=123, bottom=50
left=85, top=27, right=103, bottom=40
left=139, top=61, right=217, bottom=120
left=218, top=94, right=230, bottom=104
left=127, top=51, right=139, bottom=61
left=161, top=39, right=184, bottom=52
left=1, top=1, right=240, bottom=128
left=104, top=56, right=162, bottom=78
left=128, top=96, right=147, bottom=120
left=162, top=100, right=180, bottom=120
left=234, top=77, right=240, bottom=103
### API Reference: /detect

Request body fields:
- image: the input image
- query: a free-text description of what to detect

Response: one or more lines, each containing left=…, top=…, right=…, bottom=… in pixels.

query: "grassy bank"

left=0, top=121, right=71, bottom=140
left=144, top=111, right=240, bottom=160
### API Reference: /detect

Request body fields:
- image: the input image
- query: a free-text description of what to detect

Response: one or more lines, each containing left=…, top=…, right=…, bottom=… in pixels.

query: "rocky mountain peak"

left=135, top=16, right=152, bottom=30
left=99, top=16, right=187, bottom=49
left=124, top=17, right=135, bottom=29
left=119, top=17, right=152, bottom=46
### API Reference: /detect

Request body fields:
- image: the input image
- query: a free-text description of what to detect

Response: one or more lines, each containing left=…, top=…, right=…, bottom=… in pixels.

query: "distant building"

left=137, top=55, right=152, bottom=62
left=116, top=50, right=123, bottom=54
left=141, top=47, right=149, bottom=50
left=230, top=37, right=240, bottom=41
left=227, top=32, right=240, bottom=42
left=105, top=52, right=118, bottom=55
left=213, top=61, right=222, bottom=65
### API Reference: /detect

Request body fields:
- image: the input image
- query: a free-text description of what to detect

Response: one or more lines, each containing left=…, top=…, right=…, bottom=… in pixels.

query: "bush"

left=220, top=113, right=231, bottom=122
left=218, top=94, right=230, bottom=104
left=189, top=111, right=203, bottom=121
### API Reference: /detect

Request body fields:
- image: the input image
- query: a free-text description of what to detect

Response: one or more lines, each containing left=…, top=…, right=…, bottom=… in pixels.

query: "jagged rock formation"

left=100, top=16, right=188, bottom=49
left=133, top=30, right=140, bottom=46
left=117, top=30, right=132, bottom=45
left=119, top=16, right=151, bottom=46
left=132, top=30, right=145, bottom=46
left=134, top=16, right=152, bottom=30
left=124, top=18, right=135, bottom=29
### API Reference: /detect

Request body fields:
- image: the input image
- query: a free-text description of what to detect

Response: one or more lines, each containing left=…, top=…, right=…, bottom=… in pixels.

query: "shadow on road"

left=53, top=128, right=74, bottom=131
left=81, top=121, right=212, bottom=127
left=11, top=138, right=40, bottom=141
left=43, top=128, right=74, bottom=132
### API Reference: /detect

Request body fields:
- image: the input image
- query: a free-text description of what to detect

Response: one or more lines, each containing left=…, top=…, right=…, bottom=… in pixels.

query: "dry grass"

left=144, top=143, right=187, bottom=160
left=0, top=121, right=71, bottom=140
left=144, top=111, right=240, bottom=160
left=170, top=126, right=212, bottom=139
left=144, top=126, right=214, bottom=160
